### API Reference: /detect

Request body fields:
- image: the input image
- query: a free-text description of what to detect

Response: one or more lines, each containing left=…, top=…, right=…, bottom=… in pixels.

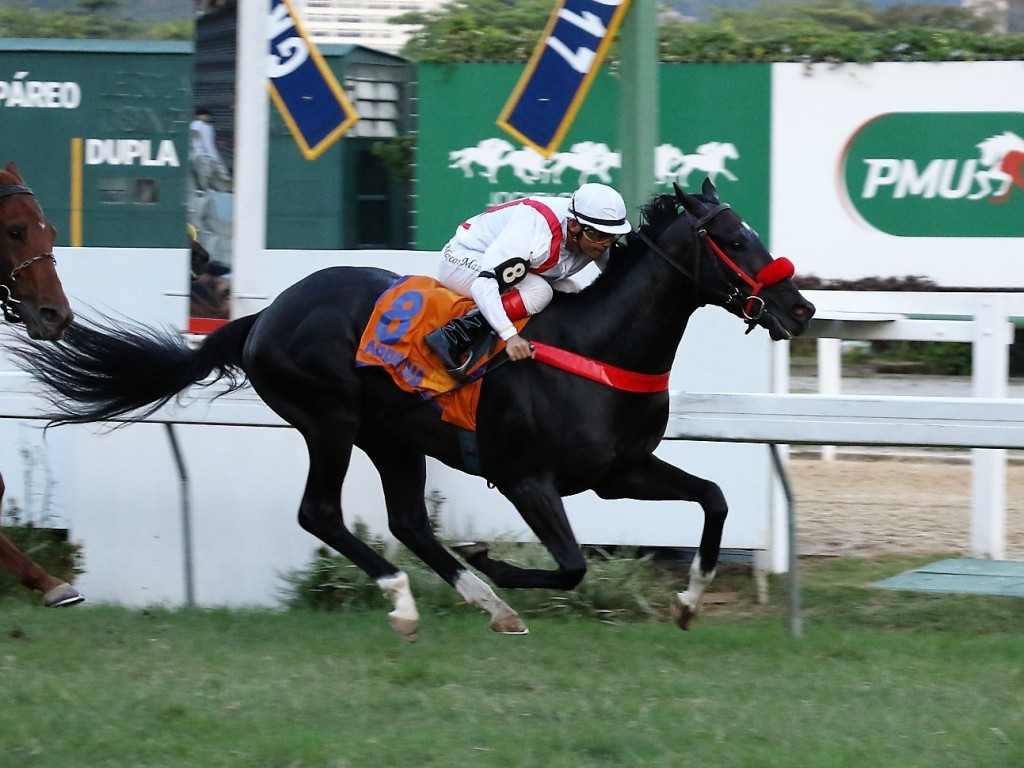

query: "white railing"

left=1, top=287, right=1021, bottom=631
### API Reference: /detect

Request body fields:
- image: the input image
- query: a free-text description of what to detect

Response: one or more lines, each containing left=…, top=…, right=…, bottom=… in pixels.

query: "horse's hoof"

left=43, top=583, right=84, bottom=608
left=670, top=595, right=695, bottom=631
left=389, top=616, right=419, bottom=643
left=491, top=609, right=529, bottom=635
left=452, top=541, right=490, bottom=561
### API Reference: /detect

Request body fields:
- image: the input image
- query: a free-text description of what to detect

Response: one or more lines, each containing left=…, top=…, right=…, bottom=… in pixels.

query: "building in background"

left=288, top=0, right=446, bottom=55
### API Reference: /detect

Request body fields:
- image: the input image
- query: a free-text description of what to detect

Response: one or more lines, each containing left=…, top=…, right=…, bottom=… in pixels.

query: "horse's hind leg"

left=456, top=477, right=589, bottom=591
left=295, top=427, right=422, bottom=641
left=359, top=438, right=527, bottom=635
left=593, top=454, right=728, bottom=630
left=0, top=472, right=83, bottom=607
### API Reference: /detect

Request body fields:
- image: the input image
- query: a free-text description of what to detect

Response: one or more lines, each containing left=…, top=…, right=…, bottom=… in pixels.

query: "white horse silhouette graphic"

left=446, top=138, right=739, bottom=189
left=547, top=142, right=620, bottom=185
left=971, top=132, right=1024, bottom=201
left=655, top=144, right=684, bottom=186
left=504, top=147, right=550, bottom=185
left=655, top=142, right=739, bottom=187
left=676, top=142, right=739, bottom=186
left=448, top=138, right=514, bottom=184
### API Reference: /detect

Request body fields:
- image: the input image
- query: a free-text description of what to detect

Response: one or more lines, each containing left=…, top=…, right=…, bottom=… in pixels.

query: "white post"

left=817, top=337, right=841, bottom=461
left=230, top=3, right=270, bottom=319
left=768, top=339, right=792, bottom=573
left=970, top=295, right=1010, bottom=560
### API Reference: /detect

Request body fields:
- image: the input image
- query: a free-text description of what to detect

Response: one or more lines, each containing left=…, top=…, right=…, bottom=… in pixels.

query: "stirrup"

left=449, top=334, right=496, bottom=381
left=427, top=333, right=494, bottom=381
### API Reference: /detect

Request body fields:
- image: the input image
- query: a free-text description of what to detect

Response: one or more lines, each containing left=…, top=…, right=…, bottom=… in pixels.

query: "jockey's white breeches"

left=437, top=243, right=555, bottom=341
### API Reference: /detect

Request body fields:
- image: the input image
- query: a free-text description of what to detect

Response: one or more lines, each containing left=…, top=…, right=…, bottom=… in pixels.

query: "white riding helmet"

left=568, top=183, right=632, bottom=235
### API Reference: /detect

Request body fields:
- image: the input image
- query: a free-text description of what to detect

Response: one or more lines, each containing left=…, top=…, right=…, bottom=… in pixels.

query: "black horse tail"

left=6, top=313, right=260, bottom=427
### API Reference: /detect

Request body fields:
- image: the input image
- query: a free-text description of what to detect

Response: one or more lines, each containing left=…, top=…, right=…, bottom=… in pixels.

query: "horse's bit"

left=638, top=203, right=793, bottom=332
left=0, top=183, right=58, bottom=324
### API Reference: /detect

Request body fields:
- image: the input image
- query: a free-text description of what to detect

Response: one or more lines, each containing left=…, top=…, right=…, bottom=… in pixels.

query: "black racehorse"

left=9, top=179, right=814, bottom=638
left=0, top=161, right=82, bottom=607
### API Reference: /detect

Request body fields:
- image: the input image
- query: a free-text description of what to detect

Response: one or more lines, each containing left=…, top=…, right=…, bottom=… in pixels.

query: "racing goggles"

left=579, top=225, right=618, bottom=246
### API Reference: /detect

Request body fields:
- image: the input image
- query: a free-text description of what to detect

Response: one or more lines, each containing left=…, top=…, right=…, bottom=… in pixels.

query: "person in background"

left=189, top=107, right=231, bottom=192
left=426, top=183, right=632, bottom=375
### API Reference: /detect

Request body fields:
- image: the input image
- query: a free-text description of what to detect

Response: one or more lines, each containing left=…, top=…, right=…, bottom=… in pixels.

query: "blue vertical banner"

left=267, top=0, right=359, bottom=160
left=497, top=0, right=632, bottom=157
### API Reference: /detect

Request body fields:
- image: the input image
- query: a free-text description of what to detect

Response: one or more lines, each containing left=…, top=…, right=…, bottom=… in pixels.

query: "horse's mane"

left=574, top=193, right=683, bottom=294
left=631, top=193, right=684, bottom=246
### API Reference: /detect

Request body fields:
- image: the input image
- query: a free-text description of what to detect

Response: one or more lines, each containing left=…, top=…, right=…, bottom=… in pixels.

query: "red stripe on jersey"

left=459, top=198, right=563, bottom=269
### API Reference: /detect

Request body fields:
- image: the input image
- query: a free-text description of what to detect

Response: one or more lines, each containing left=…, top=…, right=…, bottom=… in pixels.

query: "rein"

left=637, top=204, right=794, bottom=333
left=529, top=342, right=669, bottom=392
left=0, top=181, right=57, bottom=324
left=377, top=338, right=669, bottom=422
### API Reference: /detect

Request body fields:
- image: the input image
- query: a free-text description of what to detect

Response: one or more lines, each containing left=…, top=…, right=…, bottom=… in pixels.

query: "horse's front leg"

left=593, top=454, right=728, bottom=630
left=0, top=473, right=83, bottom=607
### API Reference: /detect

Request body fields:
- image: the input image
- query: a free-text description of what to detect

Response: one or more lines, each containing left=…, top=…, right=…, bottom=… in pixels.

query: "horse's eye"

left=6, top=227, right=24, bottom=241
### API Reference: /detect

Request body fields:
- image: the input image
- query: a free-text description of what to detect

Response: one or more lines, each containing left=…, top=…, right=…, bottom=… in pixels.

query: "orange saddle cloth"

left=355, top=275, right=525, bottom=431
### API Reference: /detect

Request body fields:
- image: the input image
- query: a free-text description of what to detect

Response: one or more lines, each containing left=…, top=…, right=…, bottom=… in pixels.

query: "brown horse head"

left=0, top=161, right=73, bottom=340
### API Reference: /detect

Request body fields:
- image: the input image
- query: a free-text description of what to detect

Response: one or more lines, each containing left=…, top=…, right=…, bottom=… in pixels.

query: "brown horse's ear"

left=701, top=177, right=720, bottom=204
left=6, top=160, right=21, bottom=180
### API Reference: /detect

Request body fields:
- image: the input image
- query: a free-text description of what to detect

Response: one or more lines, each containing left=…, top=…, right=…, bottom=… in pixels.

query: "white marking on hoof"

left=455, top=570, right=527, bottom=634
left=671, top=593, right=696, bottom=631
left=377, top=571, right=419, bottom=641
left=673, top=555, right=716, bottom=630
left=43, top=583, right=84, bottom=608
left=491, top=608, right=529, bottom=635
left=389, top=616, right=420, bottom=643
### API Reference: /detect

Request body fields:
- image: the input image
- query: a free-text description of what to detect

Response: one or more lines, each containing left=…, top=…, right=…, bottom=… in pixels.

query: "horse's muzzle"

left=26, top=304, right=74, bottom=341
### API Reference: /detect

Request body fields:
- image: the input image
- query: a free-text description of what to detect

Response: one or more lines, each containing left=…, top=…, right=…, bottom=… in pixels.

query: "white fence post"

left=816, top=337, right=841, bottom=461
left=970, top=296, right=1011, bottom=560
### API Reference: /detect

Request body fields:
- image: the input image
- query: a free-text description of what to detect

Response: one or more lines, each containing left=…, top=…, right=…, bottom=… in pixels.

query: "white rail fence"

left=1, top=288, right=1020, bottom=634
left=2, top=372, right=1020, bottom=635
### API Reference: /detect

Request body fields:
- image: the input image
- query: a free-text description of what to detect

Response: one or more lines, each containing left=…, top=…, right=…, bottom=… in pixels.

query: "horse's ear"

left=674, top=182, right=704, bottom=217
left=701, top=177, right=720, bottom=203
left=672, top=182, right=693, bottom=207
left=5, top=161, right=21, bottom=181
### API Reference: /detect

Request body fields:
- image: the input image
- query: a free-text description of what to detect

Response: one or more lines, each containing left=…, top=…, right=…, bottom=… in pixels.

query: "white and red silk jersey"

left=450, top=196, right=601, bottom=283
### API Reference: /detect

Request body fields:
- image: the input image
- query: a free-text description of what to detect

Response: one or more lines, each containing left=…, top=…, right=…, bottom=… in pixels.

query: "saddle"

left=355, top=275, right=526, bottom=430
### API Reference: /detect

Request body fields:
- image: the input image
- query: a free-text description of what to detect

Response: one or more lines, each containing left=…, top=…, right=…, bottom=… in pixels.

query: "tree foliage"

left=0, top=0, right=191, bottom=40
left=398, top=0, right=1024, bottom=63
left=396, top=0, right=554, bottom=62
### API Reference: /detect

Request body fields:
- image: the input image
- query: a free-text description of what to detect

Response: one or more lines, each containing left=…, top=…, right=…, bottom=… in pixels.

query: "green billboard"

left=0, top=39, right=191, bottom=248
left=842, top=111, right=1024, bottom=237
left=416, top=63, right=771, bottom=250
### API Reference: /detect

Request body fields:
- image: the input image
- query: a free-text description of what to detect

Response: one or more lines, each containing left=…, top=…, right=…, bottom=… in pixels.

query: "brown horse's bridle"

left=0, top=183, right=58, bottom=324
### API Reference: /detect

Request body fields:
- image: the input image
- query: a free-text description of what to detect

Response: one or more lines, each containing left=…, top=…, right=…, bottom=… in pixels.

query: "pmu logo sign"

left=841, top=112, right=1024, bottom=237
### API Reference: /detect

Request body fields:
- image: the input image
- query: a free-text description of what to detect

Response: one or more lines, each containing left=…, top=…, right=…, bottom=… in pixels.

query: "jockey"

left=426, top=183, right=632, bottom=376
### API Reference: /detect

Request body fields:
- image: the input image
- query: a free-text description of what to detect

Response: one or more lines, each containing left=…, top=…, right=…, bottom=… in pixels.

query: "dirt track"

left=788, top=454, right=1024, bottom=560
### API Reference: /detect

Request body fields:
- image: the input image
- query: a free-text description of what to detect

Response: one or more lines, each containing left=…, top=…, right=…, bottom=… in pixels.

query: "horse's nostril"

left=39, top=306, right=72, bottom=331
left=793, top=303, right=816, bottom=321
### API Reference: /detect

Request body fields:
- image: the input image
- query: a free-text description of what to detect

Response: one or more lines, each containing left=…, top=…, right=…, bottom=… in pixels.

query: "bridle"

left=636, top=201, right=794, bottom=333
left=0, top=182, right=58, bottom=324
